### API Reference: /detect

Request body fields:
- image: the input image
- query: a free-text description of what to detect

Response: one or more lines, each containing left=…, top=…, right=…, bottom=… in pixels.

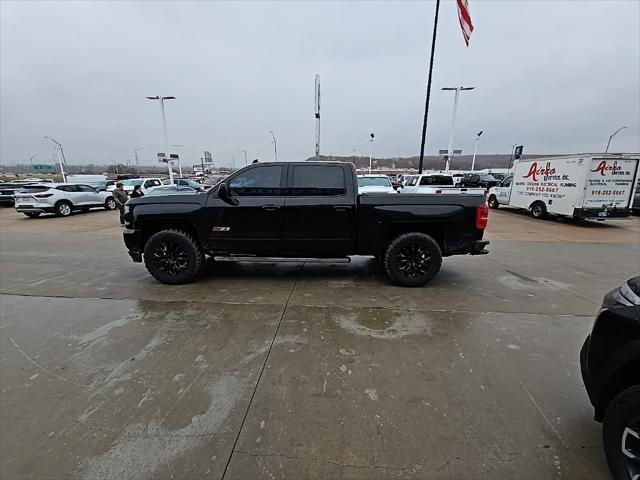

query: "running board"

left=213, top=256, right=351, bottom=264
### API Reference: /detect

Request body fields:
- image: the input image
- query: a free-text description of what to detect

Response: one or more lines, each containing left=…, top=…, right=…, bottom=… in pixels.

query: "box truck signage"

left=516, top=161, right=575, bottom=200
left=584, top=159, right=637, bottom=208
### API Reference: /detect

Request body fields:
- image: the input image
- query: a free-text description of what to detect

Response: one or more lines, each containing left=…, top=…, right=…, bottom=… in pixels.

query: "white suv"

left=14, top=183, right=117, bottom=218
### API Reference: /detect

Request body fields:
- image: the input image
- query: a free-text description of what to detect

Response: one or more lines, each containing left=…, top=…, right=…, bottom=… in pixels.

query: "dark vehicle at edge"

left=0, top=182, right=36, bottom=206
left=461, top=173, right=499, bottom=189
left=123, top=162, right=490, bottom=286
left=580, top=277, right=640, bottom=480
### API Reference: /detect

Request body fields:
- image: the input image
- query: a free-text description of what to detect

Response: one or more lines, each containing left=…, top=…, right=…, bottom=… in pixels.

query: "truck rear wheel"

left=383, top=232, right=442, bottom=287
left=488, top=195, right=499, bottom=209
left=143, top=229, right=204, bottom=284
left=602, top=386, right=640, bottom=480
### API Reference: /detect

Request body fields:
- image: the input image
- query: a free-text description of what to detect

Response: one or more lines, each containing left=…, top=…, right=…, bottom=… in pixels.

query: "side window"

left=502, top=177, right=512, bottom=187
left=292, top=166, right=345, bottom=196
left=438, top=176, right=454, bottom=186
left=78, top=185, right=96, bottom=192
left=407, top=177, right=418, bottom=186
left=229, top=165, right=283, bottom=196
left=419, top=176, right=435, bottom=186
left=58, top=185, right=79, bottom=192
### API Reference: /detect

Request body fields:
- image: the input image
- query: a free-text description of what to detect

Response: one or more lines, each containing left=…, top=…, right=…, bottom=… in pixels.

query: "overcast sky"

left=1, top=0, right=639, bottom=167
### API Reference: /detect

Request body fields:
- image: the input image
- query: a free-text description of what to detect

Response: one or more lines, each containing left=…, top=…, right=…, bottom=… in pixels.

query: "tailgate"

left=584, top=158, right=639, bottom=208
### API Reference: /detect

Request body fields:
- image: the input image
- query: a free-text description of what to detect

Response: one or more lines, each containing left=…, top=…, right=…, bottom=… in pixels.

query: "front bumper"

left=123, top=228, right=142, bottom=262
left=470, top=240, right=490, bottom=255
left=580, top=335, right=599, bottom=411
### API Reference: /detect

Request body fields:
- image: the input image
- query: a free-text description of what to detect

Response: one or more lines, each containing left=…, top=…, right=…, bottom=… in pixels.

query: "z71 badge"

left=212, top=226, right=230, bottom=232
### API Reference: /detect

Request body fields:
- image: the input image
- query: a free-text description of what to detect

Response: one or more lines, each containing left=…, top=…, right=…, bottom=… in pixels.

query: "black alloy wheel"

left=143, top=229, right=204, bottom=284
left=383, top=232, right=442, bottom=287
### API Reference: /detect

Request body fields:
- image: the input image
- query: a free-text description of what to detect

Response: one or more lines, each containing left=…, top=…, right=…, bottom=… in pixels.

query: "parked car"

left=123, top=161, right=490, bottom=286
left=145, top=186, right=200, bottom=196
left=580, top=277, right=640, bottom=480
left=107, top=178, right=163, bottom=194
left=14, top=183, right=117, bottom=217
left=162, top=178, right=205, bottom=191
left=461, top=173, right=499, bottom=189
left=357, top=175, right=398, bottom=194
left=402, top=174, right=485, bottom=195
left=0, top=182, right=38, bottom=206
left=632, top=189, right=640, bottom=215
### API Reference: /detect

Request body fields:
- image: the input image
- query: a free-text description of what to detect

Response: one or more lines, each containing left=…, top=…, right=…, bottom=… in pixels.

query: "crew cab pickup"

left=123, top=162, right=489, bottom=286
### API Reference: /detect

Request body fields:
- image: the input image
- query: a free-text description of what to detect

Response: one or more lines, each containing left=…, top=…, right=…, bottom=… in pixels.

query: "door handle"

left=333, top=205, right=352, bottom=212
left=262, top=204, right=280, bottom=211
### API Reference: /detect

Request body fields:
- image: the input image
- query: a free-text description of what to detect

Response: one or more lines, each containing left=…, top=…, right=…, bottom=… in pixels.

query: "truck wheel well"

left=595, top=360, right=640, bottom=422
left=141, top=221, right=200, bottom=250
left=383, top=224, right=444, bottom=255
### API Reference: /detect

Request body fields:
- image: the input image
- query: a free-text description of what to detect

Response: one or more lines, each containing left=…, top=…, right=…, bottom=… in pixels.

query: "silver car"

left=14, top=183, right=117, bottom=218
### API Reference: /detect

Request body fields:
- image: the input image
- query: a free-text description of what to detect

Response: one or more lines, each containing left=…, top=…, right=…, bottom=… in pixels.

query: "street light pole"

left=241, top=149, right=248, bottom=166
left=315, top=74, right=321, bottom=161
left=441, top=86, right=474, bottom=172
left=471, top=130, right=483, bottom=171
left=44, top=136, right=67, bottom=182
left=269, top=131, right=278, bottom=161
left=605, top=126, right=627, bottom=153
left=146, top=96, right=176, bottom=182
left=368, top=133, right=375, bottom=174
left=171, top=144, right=184, bottom=176
left=29, top=155, right=39, bottom=170
left=134, top=147, right=144, bottom=175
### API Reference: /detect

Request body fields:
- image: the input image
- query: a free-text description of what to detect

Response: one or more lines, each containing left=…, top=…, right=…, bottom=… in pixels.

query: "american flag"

left=456, top=0, right=474, bottom=46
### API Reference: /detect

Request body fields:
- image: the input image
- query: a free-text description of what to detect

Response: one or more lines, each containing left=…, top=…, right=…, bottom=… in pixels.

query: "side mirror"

left=218, top=183, right=239, bottom=206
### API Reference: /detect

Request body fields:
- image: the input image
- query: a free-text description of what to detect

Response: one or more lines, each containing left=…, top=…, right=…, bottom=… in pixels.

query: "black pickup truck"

left=123, top=162, right=489, bottom=286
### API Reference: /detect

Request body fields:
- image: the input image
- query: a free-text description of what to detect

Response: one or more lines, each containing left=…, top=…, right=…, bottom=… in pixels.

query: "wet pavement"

left=1, top=206, right=638, bottom=479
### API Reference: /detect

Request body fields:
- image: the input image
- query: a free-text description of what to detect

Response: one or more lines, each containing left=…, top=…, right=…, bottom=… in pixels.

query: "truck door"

left=205, top=164, right=287, bottom=255
left=283, top=164, right=356, bottom=256
left=497, top=176, right=512, bottom=204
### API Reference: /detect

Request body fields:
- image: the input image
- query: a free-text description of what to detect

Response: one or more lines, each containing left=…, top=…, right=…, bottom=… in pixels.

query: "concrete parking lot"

left=1, top=205, right=639, bottom=479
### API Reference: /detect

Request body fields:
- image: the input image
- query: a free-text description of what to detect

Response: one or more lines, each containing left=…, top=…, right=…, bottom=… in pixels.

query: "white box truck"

left=487, top=154, right=639, bottom=220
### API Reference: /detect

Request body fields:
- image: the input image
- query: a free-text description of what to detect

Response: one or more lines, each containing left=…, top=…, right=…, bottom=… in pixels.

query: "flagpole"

left=418, top=0, right=441, bottom=174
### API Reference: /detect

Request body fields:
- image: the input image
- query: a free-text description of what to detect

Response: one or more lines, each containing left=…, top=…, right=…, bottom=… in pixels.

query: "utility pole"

left=134, top=147, right=144, bottom=174
left=170, top=144, right=184, bottom=176
left=146, top=96, right=176, bottom=182
left=242, top=149, right=248, bottom=166
left=441, top=86, right=475, bottom=172
left=29, top=155, right=39, bottom=170
left=471, top=130, right=483, bottom=171
left=368, top=133, right=375, bottom=174
left=44, top=136, right=67, bottom=182
left=605, top=126, right=627, bottom=153
left=269, top=131, right=278, bottom=161
left=315, top=74, right=321, bottom=161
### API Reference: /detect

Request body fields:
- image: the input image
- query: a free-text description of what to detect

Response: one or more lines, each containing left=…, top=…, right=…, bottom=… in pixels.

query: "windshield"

left=358, top=177, right=392, bottom=187
left=122, top=179, right=143, bottom=186
left=480, top=175, right=496, bottom=181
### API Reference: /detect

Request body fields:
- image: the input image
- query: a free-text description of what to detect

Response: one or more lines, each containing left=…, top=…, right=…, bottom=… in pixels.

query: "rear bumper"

left=470, top=240, right=490, bottom=255
left=15, top=205, right=55, bottom=214
left=123, top=229, right=143, bottom=262
left=0, top=196, right=15, bottom=205
left=573, top=207, right=631, bottom=219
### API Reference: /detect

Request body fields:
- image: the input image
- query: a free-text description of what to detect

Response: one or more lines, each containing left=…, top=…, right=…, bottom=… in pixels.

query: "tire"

left=104, top=198, right=116, bottom=210
left=143, top=229, right=204, bottom=284
left=23, top=212, right=41, bottom=218
left=488, top=195, right=500, bottom=209
left=383, top=232, right=442, bottom=287
left=530, top=201, right=547, bottom=219
left=55, top=200, right=73, bottom=217
left=602, top=385, right=640, bottom=480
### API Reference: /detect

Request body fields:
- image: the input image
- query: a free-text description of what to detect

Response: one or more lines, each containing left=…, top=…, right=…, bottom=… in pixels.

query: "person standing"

left=130, top=184, right=144, bottom=198
left=112, top=182, right=129, bottom=226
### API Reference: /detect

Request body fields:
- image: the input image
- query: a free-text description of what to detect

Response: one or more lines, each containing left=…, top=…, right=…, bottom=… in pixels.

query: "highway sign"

left=33, top=164, right=56, bottom=172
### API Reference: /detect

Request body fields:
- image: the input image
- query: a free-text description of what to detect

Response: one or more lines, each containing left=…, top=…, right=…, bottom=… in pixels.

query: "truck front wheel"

left=383, top=233, right=442, bottom=287
left=143, top=229, right=204, bottom=284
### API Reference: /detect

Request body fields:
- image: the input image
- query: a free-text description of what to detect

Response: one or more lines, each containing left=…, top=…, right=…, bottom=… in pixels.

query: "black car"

left=0, top=182, right=36, bottom=206
left=461, top=173, right=499, bottom=189
left=581, top=277, right=640, bottom=479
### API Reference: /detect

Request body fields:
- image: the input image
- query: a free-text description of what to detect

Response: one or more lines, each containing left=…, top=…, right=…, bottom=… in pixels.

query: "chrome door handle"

left=333, top=205, right=352, bottom=212
left=262, top=205, right=280, bottom=211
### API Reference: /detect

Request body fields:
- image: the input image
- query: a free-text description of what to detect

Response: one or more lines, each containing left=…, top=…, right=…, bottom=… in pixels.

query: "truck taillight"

left=475, top=203, right=489, bottom=230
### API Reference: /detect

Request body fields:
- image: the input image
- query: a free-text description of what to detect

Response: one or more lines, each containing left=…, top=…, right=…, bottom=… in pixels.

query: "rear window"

left=17, top=185, right=51, bottom=193
left=292, top=166, right=345, bottom=196
left=419, top=175, right=453, bottom=186
left=358, top=177, right=392, bottom=187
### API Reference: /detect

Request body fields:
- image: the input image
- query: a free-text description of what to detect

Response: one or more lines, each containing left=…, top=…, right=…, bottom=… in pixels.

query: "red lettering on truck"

left=591, top=160, right=622, bottom=176
left=523, top=162, right=556, bottom=182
